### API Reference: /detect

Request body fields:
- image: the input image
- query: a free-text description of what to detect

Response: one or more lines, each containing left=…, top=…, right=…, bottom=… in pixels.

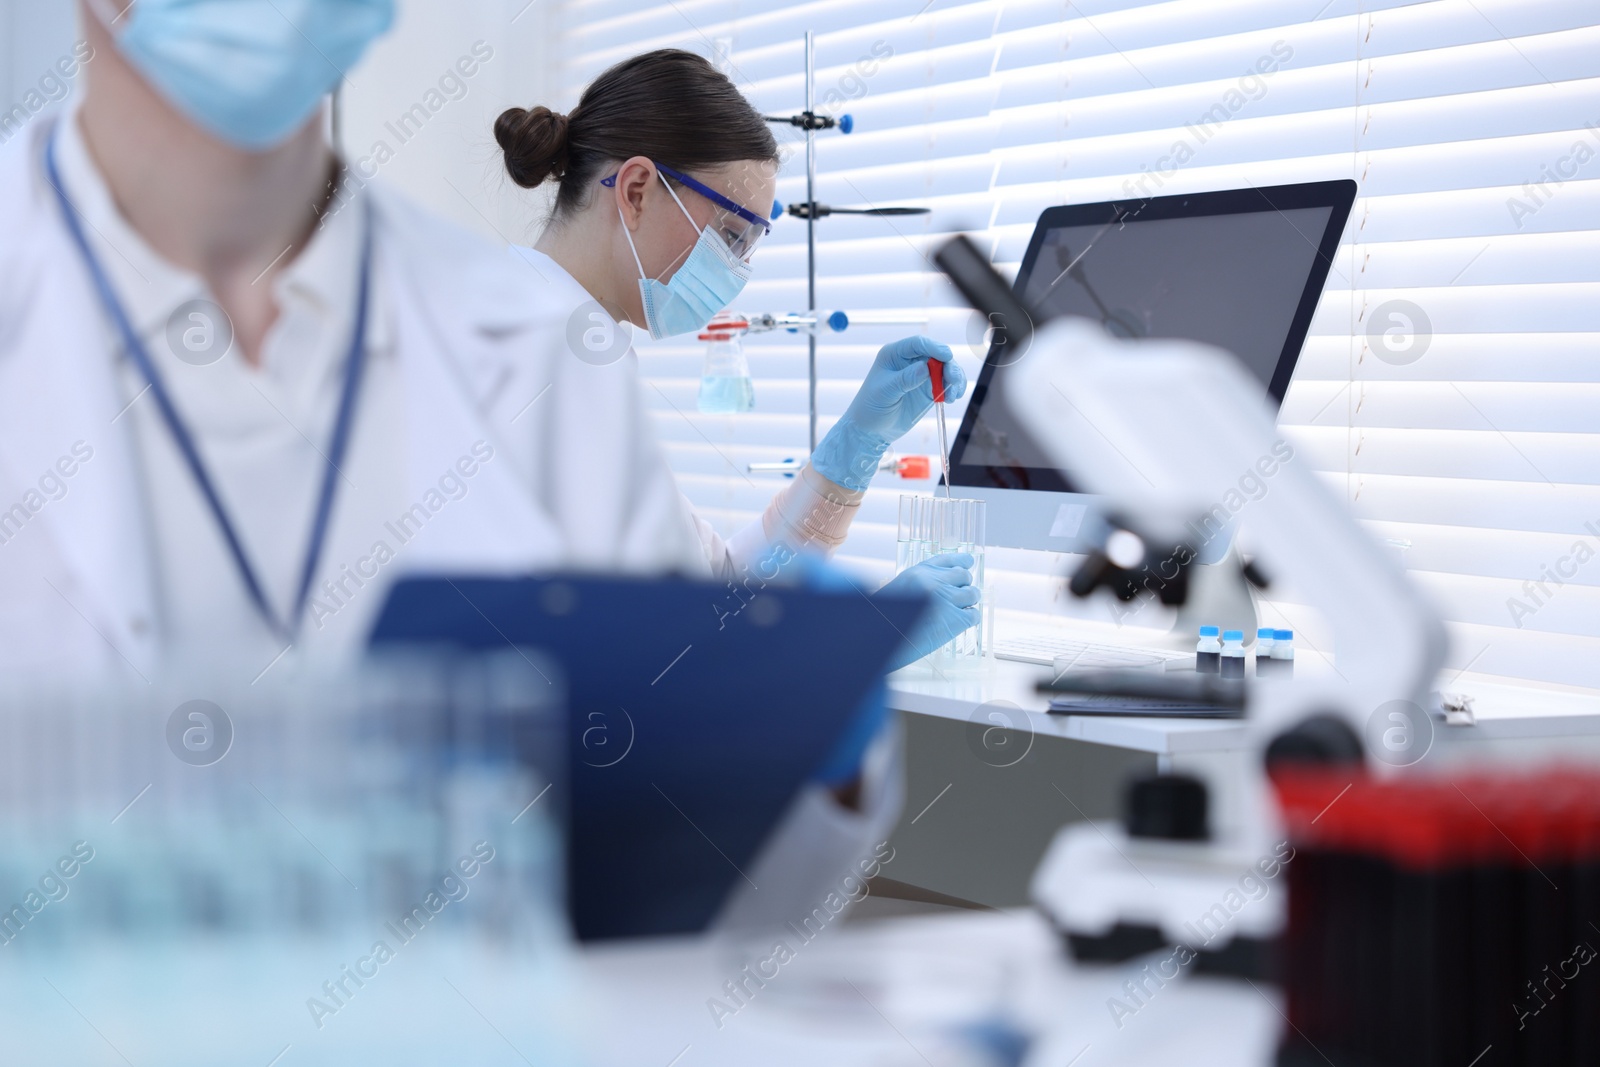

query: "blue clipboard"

left=369, top=572, right=927, bottom=941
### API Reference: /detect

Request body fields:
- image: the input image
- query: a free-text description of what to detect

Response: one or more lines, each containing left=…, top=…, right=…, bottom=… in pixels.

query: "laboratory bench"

left=10, top=905, right=1276, bottom=1066
left=887, top=655, right=1247, bottom=759
left=876, top=628, right=1600, bottom=911
left=885, top=641, right=1600, bottom=756
left=574, top=905, right=1280, bottom=1067
left=558, top=640, right=1600, bottom=1065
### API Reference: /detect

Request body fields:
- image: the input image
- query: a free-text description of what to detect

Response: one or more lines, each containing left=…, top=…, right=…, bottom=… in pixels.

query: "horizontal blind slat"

left=560, top=0, right=1600, bottom=690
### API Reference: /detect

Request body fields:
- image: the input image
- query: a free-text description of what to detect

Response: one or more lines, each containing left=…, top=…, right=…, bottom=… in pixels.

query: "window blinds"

left=552, top=0, right=1600, bottom=691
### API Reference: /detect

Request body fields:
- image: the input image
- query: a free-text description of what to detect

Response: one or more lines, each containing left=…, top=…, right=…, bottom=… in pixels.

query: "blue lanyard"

left=44, top=130, right=373, bottom=645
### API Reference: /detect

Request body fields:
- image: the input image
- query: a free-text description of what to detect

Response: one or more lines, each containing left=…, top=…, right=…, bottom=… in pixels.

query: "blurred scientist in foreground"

left=0, top=0, right=713, bottom=670
left=0, top=0, right=905, bottom=934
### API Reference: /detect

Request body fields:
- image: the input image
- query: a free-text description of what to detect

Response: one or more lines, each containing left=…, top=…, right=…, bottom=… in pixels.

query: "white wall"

left=0, top=1, right=78, bottom=133
left=0, top=0, right=560, bottom=245
left=338, top=0, right=562, bottom=245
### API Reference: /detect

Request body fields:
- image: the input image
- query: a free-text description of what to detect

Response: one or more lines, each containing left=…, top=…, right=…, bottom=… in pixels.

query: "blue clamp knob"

left=827, top=310, right=849, bottom=332
left=839, top=114, right=854, bottom=134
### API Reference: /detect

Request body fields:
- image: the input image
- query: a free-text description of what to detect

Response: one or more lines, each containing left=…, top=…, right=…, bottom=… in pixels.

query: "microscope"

left=933, top=237, right=1450, bottom=976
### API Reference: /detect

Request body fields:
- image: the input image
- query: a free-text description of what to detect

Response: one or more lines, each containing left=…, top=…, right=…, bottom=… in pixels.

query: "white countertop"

left=574, top=907, right=1281, bottom=1067
left=885, top=655, right=1249, bottom=755
left=885, top=647, right=1600, bottom=755
left=1433, top=673, right=1600, bottom=736
left=2, top=907, right=1279, bottom=1067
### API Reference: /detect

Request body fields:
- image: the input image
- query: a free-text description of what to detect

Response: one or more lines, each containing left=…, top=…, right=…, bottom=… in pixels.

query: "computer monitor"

left=947, top=180, right=1356, bottom=553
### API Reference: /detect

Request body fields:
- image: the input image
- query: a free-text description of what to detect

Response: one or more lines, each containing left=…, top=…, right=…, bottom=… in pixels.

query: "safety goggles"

left=602, top=161, right=773, bottom=262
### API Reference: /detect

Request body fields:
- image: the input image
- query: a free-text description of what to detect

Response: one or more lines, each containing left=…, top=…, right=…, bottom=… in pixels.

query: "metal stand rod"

left=804, top=31, right=819, bottom=453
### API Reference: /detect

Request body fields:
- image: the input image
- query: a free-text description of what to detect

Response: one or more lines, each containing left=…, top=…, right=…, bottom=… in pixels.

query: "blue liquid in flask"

left=698, top=375, right=755, bottom=413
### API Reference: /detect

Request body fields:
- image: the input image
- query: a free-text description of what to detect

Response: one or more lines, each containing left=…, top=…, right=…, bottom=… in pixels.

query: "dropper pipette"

left=929, top=359, right=951, bottom=499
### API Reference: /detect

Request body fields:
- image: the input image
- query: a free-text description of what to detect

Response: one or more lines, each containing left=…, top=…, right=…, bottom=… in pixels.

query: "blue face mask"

left=619, top=175, right=752, bottom=341
left=93, top=0, right=394, bottom=151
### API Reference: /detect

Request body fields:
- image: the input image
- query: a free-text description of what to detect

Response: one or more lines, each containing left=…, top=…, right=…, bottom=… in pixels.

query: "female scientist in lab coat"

left=485, top=51, right=982, bottom=929
left=491, top=49, right=981, bottom=660
left=0, top=0, right=943, bottom=935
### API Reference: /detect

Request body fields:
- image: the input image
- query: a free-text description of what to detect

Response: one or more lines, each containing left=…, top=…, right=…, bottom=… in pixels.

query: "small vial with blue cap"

left=1220, top=630, right=1246, bottom=679
left=1195, top=625, right=1221, bottom=674
left=1254, top=627, right=1276, bottom=676
left=1271, top=629, right=1295, bottom=676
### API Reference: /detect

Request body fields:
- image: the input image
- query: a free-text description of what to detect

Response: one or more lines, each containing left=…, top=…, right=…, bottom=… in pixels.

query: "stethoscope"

left=42, top=124, right=374, bottom=645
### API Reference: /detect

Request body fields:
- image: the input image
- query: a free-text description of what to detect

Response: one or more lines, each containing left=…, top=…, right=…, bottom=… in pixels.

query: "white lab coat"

left=0, top=117, right=898, bottom=932
left=507, top=244, right=868, bottom=585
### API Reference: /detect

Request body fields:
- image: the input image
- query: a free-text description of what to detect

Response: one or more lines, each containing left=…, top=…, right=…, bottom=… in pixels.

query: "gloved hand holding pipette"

left=810, top=336, right=968, bottom=491
left=804, top=337, right=979, bottom=670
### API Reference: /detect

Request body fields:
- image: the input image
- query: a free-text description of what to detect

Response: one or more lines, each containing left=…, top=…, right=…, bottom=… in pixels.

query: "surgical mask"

left=89, top=0, right=394, bottom=151
left=619, top=175, right=752, bottom=341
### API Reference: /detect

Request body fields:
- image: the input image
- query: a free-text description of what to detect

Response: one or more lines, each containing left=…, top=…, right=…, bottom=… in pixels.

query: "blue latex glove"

left=811, top=336, right=970, bottom=491
left=877, top=553, right=981, bottom=671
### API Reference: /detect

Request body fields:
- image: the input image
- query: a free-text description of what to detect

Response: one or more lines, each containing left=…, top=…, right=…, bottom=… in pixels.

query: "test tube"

left=928, top=359, right=951, bottom=499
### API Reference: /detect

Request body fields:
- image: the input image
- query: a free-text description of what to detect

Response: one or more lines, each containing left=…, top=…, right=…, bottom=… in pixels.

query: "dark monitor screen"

left=949, top=181, right=1355, bottom=493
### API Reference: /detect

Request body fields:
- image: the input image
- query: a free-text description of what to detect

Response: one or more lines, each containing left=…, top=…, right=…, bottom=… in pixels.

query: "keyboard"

left=991, top=633, right=1190, bottom=672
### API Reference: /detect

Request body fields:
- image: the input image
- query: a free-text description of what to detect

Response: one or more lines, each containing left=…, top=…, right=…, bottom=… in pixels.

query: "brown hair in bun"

left=494, top=105, right=570, bottom=189
left=494, top=48, right=778, bottom=221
